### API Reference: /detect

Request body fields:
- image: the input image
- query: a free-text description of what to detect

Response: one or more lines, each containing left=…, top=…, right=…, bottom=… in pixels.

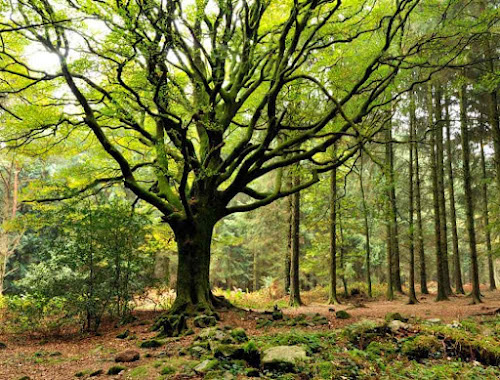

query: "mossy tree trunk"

left=480, top=137, right=496, bottom=291
left=359, top=151, right=372, bottom=298
left=427, top=85, right=448, bottom=301
left=445, top=96, right=464, bottom=294
left=328, top=159, right=340, bottom=304
left=408, top=92, right=418, bottom=304
left=289, top=169, right=302, bottom=306
left=385, top=126, right=395, bottom=301
left=459, top=83, right=482, bottom=304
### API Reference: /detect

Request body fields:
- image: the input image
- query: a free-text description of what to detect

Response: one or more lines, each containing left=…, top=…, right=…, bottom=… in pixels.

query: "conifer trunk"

left=289, top=170, right=302, bottom=306
left=408, top=93, right=418, bottom=304
left=329, top=159, right=340, bottom=304
left=480, top=138, right=496, bottom=290
left=445, top=96, right=464, bottom=294
left=359, top=152, right=372, bottom=298
left=459, top=84, right=482, bottom=304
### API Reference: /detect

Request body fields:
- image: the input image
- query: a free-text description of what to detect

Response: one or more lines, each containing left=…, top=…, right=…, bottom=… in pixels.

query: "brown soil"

left=0, top=287, right=499, bottom=380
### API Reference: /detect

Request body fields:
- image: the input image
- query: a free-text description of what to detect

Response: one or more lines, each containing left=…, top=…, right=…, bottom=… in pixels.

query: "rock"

left=213, top=341, right=260, bottom=367
left=189, top=344, right=209, bottom=358
left=116, top=330, right=130, bottom=339
left=402, top=335, right=441, bottom=359
left=230, top=328, right=248, bottom=343
left=89, top=369, right=103, bottom=377
left=139, top=339, right=163, bottom=348
left=335, top=310, right=351, bottom=319
left=107, top=366, right=126, bottom=375
left=427, top=318, right=442, bottom=324
left=197, top=327, right=233, bottom=343
left=194, top=314, right=217, bottom=328
left=0, top=342, right=6, bottom=349
left=194, top=359, right=219, bottom=373
left=152, top=314, right=187, bottom=337
left=388, top=320, right=409, bottom=332
left=245, top=368, right=260, bottom=377
left=115, top=350, right=140, bottom=363
left=261, top=346, right=308, bottom=372
left=385, top=312, right=408, bottom=322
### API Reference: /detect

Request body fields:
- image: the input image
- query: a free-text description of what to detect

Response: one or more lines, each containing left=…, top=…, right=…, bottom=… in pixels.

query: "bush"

left=13, top=200, right=156, bottom=332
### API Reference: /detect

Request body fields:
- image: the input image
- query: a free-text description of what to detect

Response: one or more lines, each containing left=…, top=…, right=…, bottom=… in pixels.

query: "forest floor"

left=1, top=286, right=499, bottom=380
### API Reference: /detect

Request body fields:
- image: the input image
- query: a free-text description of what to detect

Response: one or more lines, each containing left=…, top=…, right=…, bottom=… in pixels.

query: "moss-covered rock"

left=139, top=339, right=164, bottom=349
left=193, top=359, right=219, bottom=373
left=385, top=312, right=408, bottom=323
left=194, top=314, right=217, bottom=328
left=116, top=330, right=130, bottom=339
left=107, top=365, right=126, bottom=375
left=230, top=328, right=248, bottom=343
left=89, top=369, right=103, bottom=377
left=261, top=345, right=308, bottom=373
left=402, top=334, right=441, bottom=360
left=336, top=310, right=351, bottom=319
left=196, top=327, right=234, bottom=344
left=344, top=320, right=391, bottom=349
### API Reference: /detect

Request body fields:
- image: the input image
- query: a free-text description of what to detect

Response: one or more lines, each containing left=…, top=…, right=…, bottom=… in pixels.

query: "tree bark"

left=289, top=169, right=302, bottom=306
left=414, top=118, right=429, bottom=294
left=427, top=85, right=448, bottom=301
left=385, top=126, right=395, bottom=300
left=329, top=157, right=340, bottom=304
left=253, top=250, right=259, bottom=291
left=408, top=92, right=418, bottom=304
left=434, top=88, right=453, bottom=296
left=359, top=151, right=372, bottom=298
left=338, top=203, right=348, bottom=297
left=285, top=170, right=292, bottom=293
left=480, top=138, right=496, bottom=290
left=459, top=84, right=482, bottom=304
left=445, top=96, right=465, bottom=294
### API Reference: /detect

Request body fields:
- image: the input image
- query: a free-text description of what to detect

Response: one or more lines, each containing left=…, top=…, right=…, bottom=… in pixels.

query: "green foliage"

left=13, top=199, right=156, bottom=332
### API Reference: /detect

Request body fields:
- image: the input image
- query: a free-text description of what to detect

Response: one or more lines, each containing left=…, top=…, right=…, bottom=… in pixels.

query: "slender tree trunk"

left=459, top=84, right=481, bottom=304
left=385, top=126, right=395, bottom=300
left=414, top=119, right=429, bottom=294
left=359, top=152, right=372, bottom=298
left=289, top=170, right=302, bottom=306
left=285, top=179, right=292, bottom=293
left=338, top=203, right=348, bottom=297
left=408, top=93, right=418, bottom=304
left=427, top=85, right=448, bottom=301
left=445, top=96, right=465, bottom=294
left=329, top=156, right=340, bottom=304
left=480, top=138, right=496, bottom=290
left=253, top=250, right=259, bottom=291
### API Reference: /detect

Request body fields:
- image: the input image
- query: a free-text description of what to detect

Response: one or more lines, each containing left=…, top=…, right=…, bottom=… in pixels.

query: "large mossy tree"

left=0, top=0, right=474, bottom=315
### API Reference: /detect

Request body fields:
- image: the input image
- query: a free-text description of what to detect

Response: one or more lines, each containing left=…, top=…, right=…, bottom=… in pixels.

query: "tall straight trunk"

left=480, top=138, right=496, bottom=290
left=445, top=97, right=465, bottom=294
left=289, top=170, right=302, bottom=306
left=459, top=84, right=482, bottom=304
left=385, top=126, right=395, bottom=300
left=329, top=157, right=340, bottom=304
left=338, top=203, right=348, bottom=297
left=253, top=250, right=259, bottom=291
left=434, top=88, right=452, bottom=295
left=414, top=120, right=429, bottom=294
left=285, top=180, right=292, bottom=293
left=427, top=85, right=448, bottom=301
left=359, top=151, right=372, bottom=298
left=408, top=93, right=418, bottom=304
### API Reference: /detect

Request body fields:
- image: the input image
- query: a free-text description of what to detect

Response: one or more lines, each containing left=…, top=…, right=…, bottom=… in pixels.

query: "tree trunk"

left=387, top=122, right=402, bottom=293
left=359, top=151, right=372, bottom=298
left=170, top=218, right=216, bottom=315
left=285, top=171, right=292, bottom=293
left=459, top=84, right=481, bottom=304
left=414, top=119, right=429, bottom=294
left=338, top=203, right=348, bottom=297
left=253, top=250, right=259, bottom=291
left=408, top=92, right=418, bottom=304
left=427, top=85, right=448, bottom=301
left=385, top=126, right=395, bottom=300
left=329, top=159, right=340, bottom=304
left=289, top=170, right=302, bottom=306
left=434, top=88, right=452, bottom=295
left=445, top=96, right=465, bottom=294
left=480, top=138, right=496, bottom=290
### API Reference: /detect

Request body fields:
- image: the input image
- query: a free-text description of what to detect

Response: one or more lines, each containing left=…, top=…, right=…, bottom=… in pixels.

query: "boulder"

left=139, top=339, right=163, bottom=349
left=388, top=320, right=409, bottom=332
left=193, top=359, right=219, bottom=374
left=197, top=327, right=233, bottom=343
left=427, top=318, right=442, bottom=324
left=194, top=315, right=217, bottom=328
left=107, top=366, right=126, bottom=375
left=261, top=346, right=308, bottom=372
left=335, top=310, right=351, bottom=319
left=115, top=350, right=140, bottom=363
